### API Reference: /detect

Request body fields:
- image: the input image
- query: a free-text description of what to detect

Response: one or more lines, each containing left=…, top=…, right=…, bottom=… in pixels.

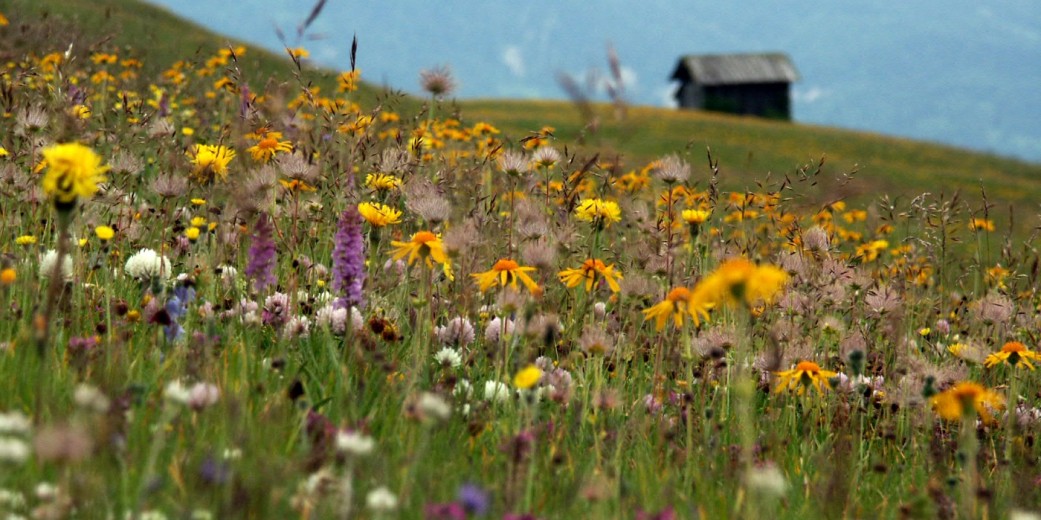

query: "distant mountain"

left=144, top=0, right=1041, bottom=162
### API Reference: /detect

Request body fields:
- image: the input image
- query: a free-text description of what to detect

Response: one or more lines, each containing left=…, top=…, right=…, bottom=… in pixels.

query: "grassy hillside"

left=6, top=0, right=1041, bottom=232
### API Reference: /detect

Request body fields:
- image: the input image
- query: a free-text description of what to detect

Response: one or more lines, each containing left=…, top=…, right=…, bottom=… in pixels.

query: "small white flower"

left=366, top=486, right=399, bottom=512
left=335, top=430, right=375, bottom=456
left=0, top=411, right=31, bottom=435
left=39, top=250, right=73, bottom=281
left=433, top=347, right=463, bottom=369
left=73, top=384, right=111, bottom=413
left=483, top=380, right=510, bottom=403
left=163, top=380, right=191, bottom=405
left=745, top=462, right=789, bottom=498
left=187, top=382, right=220, bottom=410
left=453, top=379, right=473, bottom=399
left=124, top=248, right=172, bottom=280
left=0, top=437, right=29, bottom=464
left=0, top=488, right=26, bottom=508
left=33, top=482, right=56, bottom=500
left=416, top=392, right=452, bottom=423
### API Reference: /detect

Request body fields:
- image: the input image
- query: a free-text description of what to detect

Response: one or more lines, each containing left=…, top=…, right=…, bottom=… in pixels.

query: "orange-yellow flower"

left=247, top=131, right=293, bottom=162
left=931, top=381, right=1005, bottom=422
left=984, top=341, right=1041, bottom=370
left=513, top=365, right=542, bottom=389
left=773, top=361, right=838, bottom=395
left=389, top=231, right=446, bottom=268
left=574, top=198, right=621, bottom=228
left=641, top=287, right=712, bottom=331
left=558, top=259, right=622, bottom=293
left=691, top=257, right=788, bottom=310
left=364, top=173, right=401, bottom=192
left=472, top=259, right=540, bottom=294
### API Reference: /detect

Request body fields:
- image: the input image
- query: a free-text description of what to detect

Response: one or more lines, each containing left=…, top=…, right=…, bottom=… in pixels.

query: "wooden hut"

left=670, top=53, right=799, bottom=120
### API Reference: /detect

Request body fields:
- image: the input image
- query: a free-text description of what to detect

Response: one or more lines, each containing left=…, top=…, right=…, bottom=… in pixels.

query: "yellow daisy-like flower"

left=574, top=198, right=621, bottom=228
left=513, top=365, right=543, bottom=390
left=773, top=361, right=838, bottom=395
left=364, top=173, right=402, bottom=192
left=930, top=381, right=1005, bottom=422
left=337, top=70, right=361, bottom=93
left=15, top=235, right=37, bottom=246
left=185, top=227, right=201, bottom=241
left=558, top=258, right=622, bottom=293
left=40, top=142, right=108, bottom=208
left=357, top=202, right=402, bottom=227
left=472, top=258, right=540, bottom=294
left=681, top=208, right=712, bottom=225
left=246, top=131, right=293, bottom=162
left=0, top=146, right=9, bottom=158
left=641, top=287, right=712, bottom=331
left=969, top=218, right=995, bottom=232
left=691, top=257, right=788, bottom=310
left=389, top=231, right=446, bottom=268
left=94, top=226, right=115, bottom=241
left=0, top=267, right=15, bottom=286
left=984, top=341, right=1041, bottom=370
left=188, top=144, right=235, bottom=184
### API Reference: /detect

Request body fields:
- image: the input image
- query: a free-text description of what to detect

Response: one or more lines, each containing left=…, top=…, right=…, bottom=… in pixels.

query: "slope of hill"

left=5, top=0, right=1041, bottom=234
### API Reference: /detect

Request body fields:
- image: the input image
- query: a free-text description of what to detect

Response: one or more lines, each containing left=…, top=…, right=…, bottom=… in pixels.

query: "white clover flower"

left=187, top=382, right=220, bottom=410
left=453, top=379, right=473, bottom=399
left=163, top=380, right=191, bottom=405
left=483, top=380, right=510, bottom=403
left=433, top=347, right=463, bottom=369
left=39, top=250, right=73, bottom=281
left=335, top=430, right=375, bottom=456
left=124, top=248, right=172, bottom=281
left=73, top=384, right=111, bottom=413
left=0, top=488, right=26, bottom=509
left=745, top=462, right=789, bottom=498
left=366, top=486, right=399, bottom=512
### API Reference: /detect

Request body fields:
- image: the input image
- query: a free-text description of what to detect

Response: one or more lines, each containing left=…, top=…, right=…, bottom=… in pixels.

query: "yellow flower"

left=931, top=381, right=1005, bottom=422
left=337, top=70, right=361, bottom=93
left=287, top=47, right=310, bottom=59
left=15, top=235, right=37, bottom=246
left=574, top=198, right=621, bottom=228
left=773, top=361, right=838, bottom=395
left=389, top=231, right=447, bottom=268
left=641, top=287, right=712, bottom=331
left=70, top=104, right=91, bottom=119
left=558, top=259, right=622, bottom=293
left=984, top=341, right=1041, bottom=370
left=182, top=127, right=195, bottom=136
left=364, top=173, right=401, bottom=192
left=0, top=12, right=8, bottom=27
left=190, top=198, right=207, bottom=206
left=691, top=257, right=788, bottom=310
left=185, top=227, right=201, bottom=241
left=40, top=143, right=108, bottom=208
left=357, top=202, right=402, bottom=227
left=969, top=218, right=995, bottom=232
left=190, top=216, right=208, bottom=228
left=0, top=146, right=8, bottom=158
left=0, top=267, right=15, bottom=286
left=94, top=226, right=115, bottom=241
left=246, top=131, right=293, bottom=162
left=188, top=144, right=235, bottom=184
left=513, top=365, right=542, bottom=389
left=681, top=209, right=712, bottom=225
left=472, top=259, right=540, bottom=294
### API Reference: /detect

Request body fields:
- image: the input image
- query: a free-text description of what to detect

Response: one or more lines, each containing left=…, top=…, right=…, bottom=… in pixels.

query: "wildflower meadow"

left=1, top=4, right=1041, bottom=519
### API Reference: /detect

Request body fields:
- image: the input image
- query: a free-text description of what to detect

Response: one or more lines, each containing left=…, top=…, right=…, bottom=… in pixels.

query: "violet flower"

left=331, top=207, right=366, bottom=309
left=244, top=212, right=277, bottom=292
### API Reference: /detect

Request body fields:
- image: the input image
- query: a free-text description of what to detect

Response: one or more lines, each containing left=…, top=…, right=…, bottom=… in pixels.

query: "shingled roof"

left=670, top=53, right=799, bottom=86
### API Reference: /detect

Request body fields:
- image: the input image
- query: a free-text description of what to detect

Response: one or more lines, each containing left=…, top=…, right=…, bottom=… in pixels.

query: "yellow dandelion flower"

left=94, top=226, right=115, bottom=241
left=190, top=198, right=207, bottom=206
left=70, top=104, right=91, bottom=119
left=558, top=258, right=622, bottom=293
left=773, top=361, right=838, bottom=395
left=364, top=173, right=401, bottom=192
left=188, top=144, right=235, bottom=184
left=357, top=202, right=402, bottom=227
left=190, top=216, right=208, bottom=228
left=0, top=146, right=8, bottom=158
left=246, top=131, right=293, bottom=162
left=185, top=227, right=201, bottom=241
left=472, top=258, right=540, bottom=294
left=15, top=235, right=37, bottom=246
left=389, top=231, right=446, bottom=268
left=984, top=341, right=1041, bottom=370
left=641, top=287, right=712, bottom=331
left=681, top=208, right=712, bottom=225
left=513, top=365, right=542, bottom=390
left=931, top=381, right=1005, bottom=422
left=40, top=142, right=108, bottom=208
left=574, top=198, right=621, bottom=228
